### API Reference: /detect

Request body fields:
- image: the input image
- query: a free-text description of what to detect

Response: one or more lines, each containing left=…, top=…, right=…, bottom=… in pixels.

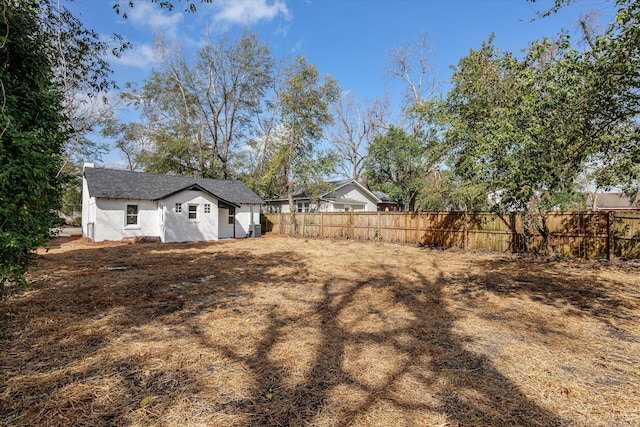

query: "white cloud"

left=290, top=39, right=302, bottom=53
left=213, top=0, right=291, bottom=26
left=275, top=24, right=289, bottom=37
left=127, top=2, right=184, bottom=38
left=113, top=43, right=157, bottom=68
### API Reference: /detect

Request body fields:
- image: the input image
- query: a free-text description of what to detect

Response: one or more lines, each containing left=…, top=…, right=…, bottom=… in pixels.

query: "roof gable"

left=84, top=168, right=263, bottom=205
left=323, top=179, right=381, bottom=203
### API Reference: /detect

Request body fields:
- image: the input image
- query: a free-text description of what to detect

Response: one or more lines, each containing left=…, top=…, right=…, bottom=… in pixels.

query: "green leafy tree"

left=443, top=35, right=614, bottom=253
left=59, top=163, right=83, bottom=225
left=1, top=1, right=67, bottom=289
left=528, top=0, right=640, bottom=203
left=276, top=56, right=339, bottom=220
left=365, top=126, right=435, bottom=211
left=380, top=34, right=453, bottom=210
left=101, top=120, right=147, bottom=171
left=585, top=0, right=640, bottom=201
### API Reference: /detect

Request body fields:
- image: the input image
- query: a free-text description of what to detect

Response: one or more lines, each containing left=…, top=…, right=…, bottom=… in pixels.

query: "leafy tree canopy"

left=274, top=56, right=340, bottom=216
left=364, top=126, right=433, bottom=211
left=1, top=1, right=68, bottom=289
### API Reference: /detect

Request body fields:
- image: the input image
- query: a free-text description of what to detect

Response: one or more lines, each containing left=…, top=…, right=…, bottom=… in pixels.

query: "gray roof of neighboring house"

left=84, top=167, right=264, bottom=205
left=595, top=193, right=638, bottom=210
left=372, top=190, right=393, bottom=203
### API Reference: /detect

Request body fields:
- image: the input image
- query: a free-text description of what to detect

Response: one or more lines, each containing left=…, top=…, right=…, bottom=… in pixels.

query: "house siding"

left=81, top=171, right=96, bottom=239
left=329, top=183, right=378, bottom=212
left=235, top=204, right=261, bottom=238
left=265, top=200, right=291, bottom=214
left=163, top=191, right=219, bottom=243
left=93, top=199, right=160, bottom=242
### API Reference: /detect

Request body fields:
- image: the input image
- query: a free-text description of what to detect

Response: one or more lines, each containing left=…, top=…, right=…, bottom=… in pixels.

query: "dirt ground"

left=1, top=235, right=639, bottom=426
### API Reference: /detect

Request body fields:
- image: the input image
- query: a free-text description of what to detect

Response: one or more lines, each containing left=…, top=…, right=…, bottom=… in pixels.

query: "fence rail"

left=261, top=211, right=640, bottom=259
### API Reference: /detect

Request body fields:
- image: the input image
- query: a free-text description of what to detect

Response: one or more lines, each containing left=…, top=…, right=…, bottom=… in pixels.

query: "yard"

left=1, top=235, right=639, bottom=426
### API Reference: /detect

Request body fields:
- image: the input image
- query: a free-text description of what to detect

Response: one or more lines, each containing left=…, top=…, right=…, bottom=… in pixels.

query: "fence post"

left=351, top=211, right=355, bottom=239
left=403, top=213, right=407, bottom=243
left=280, top=213, right=285, bottom=235
left=320, top=212, right=324, bottom=238
left=463, top=211, right=468, bottom=250
left=607, top=211, right=614, bottom=260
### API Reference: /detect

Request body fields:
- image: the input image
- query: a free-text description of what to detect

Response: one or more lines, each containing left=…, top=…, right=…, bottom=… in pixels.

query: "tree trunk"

left=537, top=211, right=554, bottom=257
left=287, top=181, right=297, bottom=235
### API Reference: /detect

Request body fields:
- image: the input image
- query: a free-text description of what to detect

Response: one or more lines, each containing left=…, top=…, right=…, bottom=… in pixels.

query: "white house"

left=82, top=165, right=263, bottom=243
left=265, top=179, right=396, bottom=213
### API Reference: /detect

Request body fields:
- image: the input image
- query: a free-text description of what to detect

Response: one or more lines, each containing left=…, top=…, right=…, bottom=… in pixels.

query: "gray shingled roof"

left=84, top=168, right=263, bottom=205
left=372, top=191, right=393, bottom=202
left=595, top=193, right=637, bottom=210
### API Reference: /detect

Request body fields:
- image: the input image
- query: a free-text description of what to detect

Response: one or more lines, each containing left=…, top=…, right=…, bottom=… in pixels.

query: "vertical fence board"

left=613, top=211, right=640, bottom=258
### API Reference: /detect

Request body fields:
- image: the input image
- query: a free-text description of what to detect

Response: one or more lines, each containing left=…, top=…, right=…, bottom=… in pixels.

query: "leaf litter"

left=1, top=235, right=638, bottom=426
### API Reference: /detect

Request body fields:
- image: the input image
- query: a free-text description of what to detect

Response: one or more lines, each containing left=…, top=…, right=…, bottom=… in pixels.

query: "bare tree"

left=386, top=32, right=438, bottom=135
left=129, top=30, right=273, bottom=179
left=329, top=92, right=389, bottom=180
left=101, top=119, right=149, bottom=171
left=51, top=0, right=126, bottom=175
left=252, top=58, right=288, bottom=181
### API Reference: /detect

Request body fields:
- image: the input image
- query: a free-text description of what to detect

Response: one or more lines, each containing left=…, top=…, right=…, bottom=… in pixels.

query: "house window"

left=188, top=205, right=198, bottom=220
left=126, top=204, right=138, bottom=225
left=204, top=204, right=211, bottom=214
left=228, top=207, right=235, bottom=225
left=297, top=202, right=310, bottom=213
left=175, top=203, right=182, bottom=213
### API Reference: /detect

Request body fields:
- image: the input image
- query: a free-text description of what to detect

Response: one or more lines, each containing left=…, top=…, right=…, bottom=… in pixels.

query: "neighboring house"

left=82, top=164, right=263, bottom=243
left=265, top=179, right=397, bottom=213
left=592, top=193, right=639, bottom=211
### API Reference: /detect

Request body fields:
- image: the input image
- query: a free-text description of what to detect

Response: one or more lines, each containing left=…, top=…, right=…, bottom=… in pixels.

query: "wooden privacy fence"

left=261, top=211, right=640, bottom=260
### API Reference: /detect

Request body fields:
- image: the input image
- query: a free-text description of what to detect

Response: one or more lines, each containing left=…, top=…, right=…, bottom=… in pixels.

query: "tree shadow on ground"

left=1, top=242, right=305, bottom=425
left=179, top=254, right=570, bottom=425
left=459, top=257, right=639, bottom=323
left=1, top=240, right=606, bottom=425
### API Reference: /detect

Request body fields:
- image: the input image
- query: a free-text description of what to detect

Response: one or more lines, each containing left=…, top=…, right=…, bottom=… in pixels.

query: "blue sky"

left=65, top=0, right=614, bottom=166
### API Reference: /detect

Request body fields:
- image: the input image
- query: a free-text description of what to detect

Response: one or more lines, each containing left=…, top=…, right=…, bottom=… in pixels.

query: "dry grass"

left=1, top=235, right=639, bottom=426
